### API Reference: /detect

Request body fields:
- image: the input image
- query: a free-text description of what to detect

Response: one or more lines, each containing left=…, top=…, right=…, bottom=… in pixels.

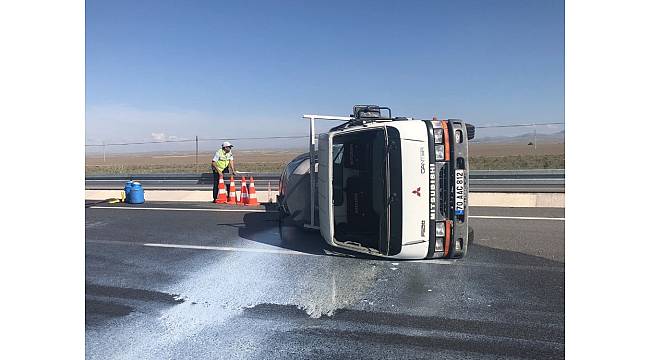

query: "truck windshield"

left=332, top=129, right=387, bottom=251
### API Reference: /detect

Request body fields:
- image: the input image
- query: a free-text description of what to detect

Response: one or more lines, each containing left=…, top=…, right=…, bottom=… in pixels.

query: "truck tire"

left=468, top=225, right=474, bottom=245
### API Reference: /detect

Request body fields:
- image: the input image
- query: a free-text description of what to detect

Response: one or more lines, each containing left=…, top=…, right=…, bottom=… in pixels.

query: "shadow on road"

left=239, top=303, right=564, bottom=359
left=237, top=211, right=568, bottom=268
left=467, top=244, right=565, bottom=269
left=237, top=210, right=374, bottom=259
left=238, top=212, right=331, bottom=255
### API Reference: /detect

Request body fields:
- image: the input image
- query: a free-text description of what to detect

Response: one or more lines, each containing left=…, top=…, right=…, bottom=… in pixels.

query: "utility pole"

left=195, top=136, right=199, bottom=173
left=533, top=125, right=537, bottom=151
left=103, top=141, right=106, bottom=163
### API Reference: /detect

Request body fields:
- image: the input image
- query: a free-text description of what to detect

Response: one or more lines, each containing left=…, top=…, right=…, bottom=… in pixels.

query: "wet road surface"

left=85, top=202, right=564, bottom=359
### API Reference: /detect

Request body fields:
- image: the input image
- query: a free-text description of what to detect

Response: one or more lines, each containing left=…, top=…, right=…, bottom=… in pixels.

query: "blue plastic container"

left=126, top=182, right=145, bottom=204
left=124, top=181, right=133, bottom=197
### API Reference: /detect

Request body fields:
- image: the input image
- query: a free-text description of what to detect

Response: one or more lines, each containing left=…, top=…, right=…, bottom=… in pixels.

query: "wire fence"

left=84, top=135, right=310, bottom=148
left=85, top=122, right=565, bottom=174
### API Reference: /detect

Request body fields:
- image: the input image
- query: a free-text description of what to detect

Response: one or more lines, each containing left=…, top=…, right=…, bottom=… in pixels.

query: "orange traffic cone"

left=226, top=175, right=237, bottom=204
left=246, top=176, right=260, bottom=206
left=214, top=174, right=227, bottom=204
left=241, top=176, right=249, bottom=205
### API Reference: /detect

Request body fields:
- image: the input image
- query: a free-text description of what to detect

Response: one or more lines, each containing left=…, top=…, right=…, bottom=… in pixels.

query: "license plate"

left=454, top=169, right=465, bottom=215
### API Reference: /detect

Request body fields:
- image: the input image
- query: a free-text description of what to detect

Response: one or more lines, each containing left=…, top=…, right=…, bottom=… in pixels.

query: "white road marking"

left=86, top=239, right=312, bottom=256
left=469, top=215, right=564, bottom=221
left=87, top=239, right=564, bottom=272
left=88, top=206, right=274, bottom=213
left=87, top=206, right=560, bottom=220
left=142, top=243, right=311, bottom=255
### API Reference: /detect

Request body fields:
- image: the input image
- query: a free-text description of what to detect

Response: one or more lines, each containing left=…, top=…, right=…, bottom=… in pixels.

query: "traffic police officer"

left=211, top=141, right=238, bottom=202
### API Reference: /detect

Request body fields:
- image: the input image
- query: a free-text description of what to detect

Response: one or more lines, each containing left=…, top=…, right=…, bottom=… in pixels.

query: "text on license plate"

left=455, top=169, right=465, bottom=215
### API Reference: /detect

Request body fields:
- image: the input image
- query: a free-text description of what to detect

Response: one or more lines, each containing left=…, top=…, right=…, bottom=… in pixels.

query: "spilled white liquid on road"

left=88, top=226, right=380, bottom=359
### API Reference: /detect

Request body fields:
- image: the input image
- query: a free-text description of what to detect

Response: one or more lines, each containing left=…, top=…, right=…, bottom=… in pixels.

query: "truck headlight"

left=435, top=222, right=445, bottom=237
left=434, top=128, right=444, bottom=143
left=435, top=238, right=444, bottom=252
left=435, top=145, right=445, bottom=161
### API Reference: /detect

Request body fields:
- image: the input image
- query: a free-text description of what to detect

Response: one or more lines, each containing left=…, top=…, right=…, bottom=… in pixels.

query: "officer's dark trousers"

left=212, top=168, right=230, bottom=201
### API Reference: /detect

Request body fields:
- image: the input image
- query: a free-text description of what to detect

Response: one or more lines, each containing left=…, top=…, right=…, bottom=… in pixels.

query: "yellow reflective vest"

left=212, top=148, right=233, bottom=171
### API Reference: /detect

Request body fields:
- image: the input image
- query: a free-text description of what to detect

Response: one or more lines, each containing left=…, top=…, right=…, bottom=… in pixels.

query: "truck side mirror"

left=466, top=124, right=476, bottom=140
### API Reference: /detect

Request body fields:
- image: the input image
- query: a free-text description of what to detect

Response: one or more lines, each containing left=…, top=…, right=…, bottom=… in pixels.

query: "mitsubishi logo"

left=412, top=187, right=421, bottom=197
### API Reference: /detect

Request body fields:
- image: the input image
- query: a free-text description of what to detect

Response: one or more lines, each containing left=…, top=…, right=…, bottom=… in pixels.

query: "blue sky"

left=86, top=0, right=564, bottom=147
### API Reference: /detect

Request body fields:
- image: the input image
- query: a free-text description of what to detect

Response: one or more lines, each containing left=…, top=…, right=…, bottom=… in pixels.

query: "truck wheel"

left=277, top=202, right=289, bottom=219
left=468, top=226, right=474, bottom=245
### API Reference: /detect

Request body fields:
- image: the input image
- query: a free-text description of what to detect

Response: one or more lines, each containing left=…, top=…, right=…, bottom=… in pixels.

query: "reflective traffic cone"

left=215, top=174, right=228, bottom=204
left=246, top=176, right=260, bottom=206
left=226, top=175, right=237, bottom=204
left=241, top=176, right=249, bottom=205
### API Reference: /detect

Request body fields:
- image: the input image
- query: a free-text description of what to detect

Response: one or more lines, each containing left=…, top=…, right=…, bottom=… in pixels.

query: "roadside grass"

left=85, top=162, right=289, bottom=175
left=469, top=154, right=565, bottom=170
left=86, top=154, right=564, bottom=175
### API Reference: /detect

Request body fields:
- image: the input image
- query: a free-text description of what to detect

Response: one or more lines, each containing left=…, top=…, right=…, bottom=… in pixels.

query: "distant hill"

left=473, top=130, right=565, bottom=144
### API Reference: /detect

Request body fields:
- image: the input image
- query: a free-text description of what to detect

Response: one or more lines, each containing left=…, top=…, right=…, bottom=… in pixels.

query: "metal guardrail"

left=85, top=172, right=280, bottom=182
left=468, top=170, right=564, bottom=192
left=86, top=170, right=564, bottom=193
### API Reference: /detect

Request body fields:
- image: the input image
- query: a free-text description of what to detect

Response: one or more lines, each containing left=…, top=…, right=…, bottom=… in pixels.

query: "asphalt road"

left=85, top=202, right=564, bottom=359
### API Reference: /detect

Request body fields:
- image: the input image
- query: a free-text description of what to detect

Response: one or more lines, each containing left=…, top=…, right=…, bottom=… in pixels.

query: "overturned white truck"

left=278, top=105, right=475, bottom=259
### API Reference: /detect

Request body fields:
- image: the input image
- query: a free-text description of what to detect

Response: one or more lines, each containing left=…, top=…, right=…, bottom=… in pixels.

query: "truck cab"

left=278, top=105, right=474, bottom=260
